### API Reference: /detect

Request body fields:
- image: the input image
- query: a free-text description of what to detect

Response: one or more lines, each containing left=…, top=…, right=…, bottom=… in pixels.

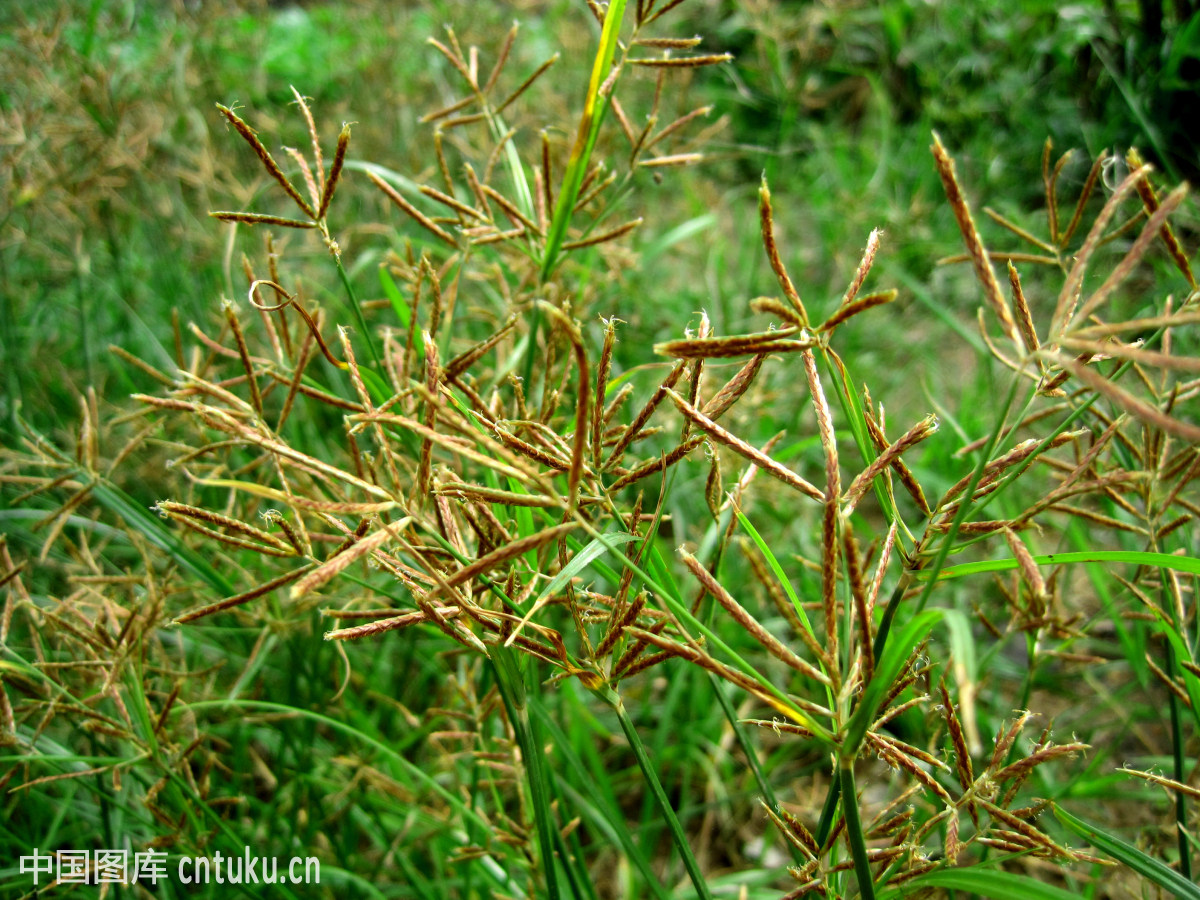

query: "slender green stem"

left=839, top=761, right=877, bottom=900
left=1166, top=641, right=1192, bottom=880
left=605, top=690, right=714, bottom=900
left=333, top=252, right=381, bottom=369
left=491, top=647, right=564, bottom=900
left=707, top=674, right=806, bottom=866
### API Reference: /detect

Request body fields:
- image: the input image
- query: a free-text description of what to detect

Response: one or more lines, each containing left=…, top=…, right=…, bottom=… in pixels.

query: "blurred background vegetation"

left=4, top=0, right=1198, bottom=433
left=2, top=1, right=1198, bottom=897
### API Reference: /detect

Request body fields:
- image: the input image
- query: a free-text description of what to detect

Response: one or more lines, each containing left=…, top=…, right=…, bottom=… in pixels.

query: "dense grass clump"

left=2, top=3, right=1198, bottom=899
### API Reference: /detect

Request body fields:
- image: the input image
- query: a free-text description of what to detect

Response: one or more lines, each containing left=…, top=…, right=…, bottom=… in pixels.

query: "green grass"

left=2, top=2, right=1199, bottom=899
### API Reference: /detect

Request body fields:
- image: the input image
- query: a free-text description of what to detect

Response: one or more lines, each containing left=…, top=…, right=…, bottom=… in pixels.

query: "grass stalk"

left=603, top=688, right=714, bottom=900
left=491, top=645, right=564, bottom=900
left=839, top=760, right=877, bottom=900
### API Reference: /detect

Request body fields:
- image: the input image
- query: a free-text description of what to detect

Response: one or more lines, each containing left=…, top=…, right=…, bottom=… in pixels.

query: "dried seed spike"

left=444, top=316, right=518, bottom=380
left=842, top=524, right=873, bottom=682
left=1041, top=137, right=1058, bottom=242
left=482, top=184, right=540, bottom=234
left=664, top=388, right=824, bottom=501
left=593, top=318, right=619, bottom=470
left=210, top=211, right=317, bottom=230
left=562, top=218, right=643, bottom=250
left=540, top=303, right=589, bottom=512
left=1052, top=160, right=1152, bottom=336
left=497, top=53, right=560, bottom=115
left=639, top=153, right=704, bottom=169
left=750, top=296, right=807, bottom=328
left=983, top=207, right=1058, bottom=254
left=1060, top=149, right=1107, bottom=248
left=820, top=289, right=897, bottom=333
left=156, top=501, right=291, bottom=552
left=216, top=103, right=316, bottom=219
left=761, top=800, right=819, bottom=860
left=1055, top=352, right=1200, bottom=441
left=646, top=105, right=713, bottom=152
left=428, top=35, right=473, bottom=86
left=931, top=133, right=1018, bottom=345
left=629, top=112, right=658, bottom=167
left=483, top=21, right=519, bottom=96
left=368, top=170, right=457, bottom=247
left=759, top=176, right=808, bottom=325
left=634, top=35, right=705, bottom=49
left=318, top=121, right=351, bottom=220
left=604, top=359, right=686, bottom=468
left=610, top=96, right=637, bottom=146
left=1049, top=148, right=1074, bottom=242
left=801, top=348, right=839, bottom=662
left=175, top=563, right=316, bottom=624
left=655, top=327, right=812, bottom=359
left=1071, top=182, right=1190, bottom=328
left=1006, top=262, right=1040, bottom=359
left=574, top=167, right=618, bottom=212
left=842, top=228, right=882, bottom=307
left=1126, top=148, right=1197, bottom=288
left=841, top=413, right=938, bottom=517
left=290, top=86, right=325, bottom=188
left=702, top=352, right=766, bottom=422
left=416, top=333, right=440, bottom=509
left=222, top=299, right=263, bottom=417
left=284, top=146, right=320, bottom=211
left=938, top=679, right=975, bottom=796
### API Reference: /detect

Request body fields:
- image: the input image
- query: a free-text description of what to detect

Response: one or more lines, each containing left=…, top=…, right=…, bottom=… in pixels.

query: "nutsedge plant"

left=2, top=4, right=1198, bottom=899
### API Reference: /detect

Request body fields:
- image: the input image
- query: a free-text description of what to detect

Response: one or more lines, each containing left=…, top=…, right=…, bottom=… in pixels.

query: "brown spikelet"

left=216, top=103, right=316, bottom=218
left=368, top=170, right=458, bottom=247
left=497, top=54, right=560, bottom=114
left=1126, top=148, right=1197, bottom=288
left=630, top=53, right=732, bottom=68
left=820, top=290, right=897, bottom=332
left=655, top=327, right=812, bottom=358
left=1052, top=161, right=1152, bottom=336
left=604, top=360, right=686, bottom=469
left=802, top=348, right=840, bottom=663
left=317, top=121, right=351, bottom=219
left=682, top=551, right=829, bottom=684
left=608, top=437, right=705, bottom=491
left=593, top=318, right=618, bottom=470
left=1061, top=150, right=1107, bottom=247
left=931, top=133, right=1018, bottom=344
left=759, top=176, right=808, bottom=324
left=175, top=563, right=317, bottom=624
left=842, top=229, right=882, bottom=306
left=842, top=414, right=938, bottom=516
left=1070, top=182, right=1189, bottom=328
left=291, top=522, right=411, bottom=600
left=665, top=389, right=824, bottom=501
left=562, top=218, right=644, bottom=250
left=210, top=211, right=317, bottom=229
left=702, top=353, right=767, bottom=421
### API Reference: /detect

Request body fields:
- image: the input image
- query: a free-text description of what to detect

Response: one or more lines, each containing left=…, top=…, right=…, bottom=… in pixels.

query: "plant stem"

left=839, top=760, right=877, bottom=900
left=605, top=690, right=714, bottom=900
left=1166, top=642, right=1192, bottom=880
left=332, top=252, right=381, bottom=369
left=491, top=646, right=564, bottom=900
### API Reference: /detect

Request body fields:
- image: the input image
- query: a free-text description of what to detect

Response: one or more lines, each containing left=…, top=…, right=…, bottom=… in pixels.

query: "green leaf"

left=884, top=867, right=1083, bottom=900
left=923, top=550, right=1200, bottom=581
left=92, top=481, right=235, bottom=596
left=379, top=264, right=410, bottom=330
left=1054, top=805, right=1200, bottom=900
left=841, top=608, right=941, bottom=759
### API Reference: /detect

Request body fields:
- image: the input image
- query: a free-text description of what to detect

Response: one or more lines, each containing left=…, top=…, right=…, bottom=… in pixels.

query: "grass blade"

left=1054, top=805, right=1200, bottom=900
